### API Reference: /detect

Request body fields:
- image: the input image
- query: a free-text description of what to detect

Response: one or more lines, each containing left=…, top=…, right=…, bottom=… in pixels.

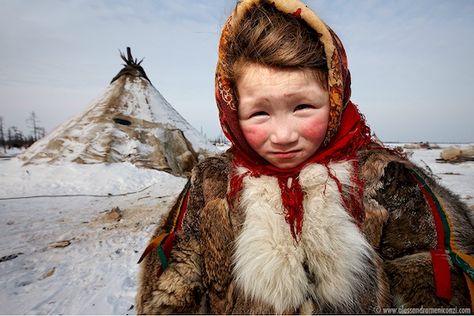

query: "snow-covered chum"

left=18, top=47, right=215, bottom=176
left=136, top=0, right=474, bottom=313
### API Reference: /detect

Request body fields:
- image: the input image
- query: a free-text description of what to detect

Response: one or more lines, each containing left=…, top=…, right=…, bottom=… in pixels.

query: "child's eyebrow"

left=282, top=91, right=301, bottom=98
left=284, top=90, right=325, bottom=101
left=241, top=96, right=271, bottom=105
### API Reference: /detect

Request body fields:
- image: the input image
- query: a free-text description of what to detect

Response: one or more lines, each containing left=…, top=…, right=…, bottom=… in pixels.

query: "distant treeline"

left=0, top=112, right=45, bottom=152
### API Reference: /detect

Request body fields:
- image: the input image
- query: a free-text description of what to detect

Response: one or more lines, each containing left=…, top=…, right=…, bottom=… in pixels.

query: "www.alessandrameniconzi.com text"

left=374, top=306, right=472, bottom=314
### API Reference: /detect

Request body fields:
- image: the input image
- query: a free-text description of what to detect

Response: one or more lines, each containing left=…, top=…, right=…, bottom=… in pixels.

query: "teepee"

left=19, top=48, right=215, bottom=175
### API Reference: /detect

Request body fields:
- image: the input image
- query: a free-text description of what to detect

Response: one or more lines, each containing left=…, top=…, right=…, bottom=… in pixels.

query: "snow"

left=0, top=147, right=24, bottom=158
left=1, top=144, right=473, bottom=314
left=0, top=158, right=187, bottom=314
left=388, top=143, right=474, bottom=203
left=0, top=159, right=179, bottom=197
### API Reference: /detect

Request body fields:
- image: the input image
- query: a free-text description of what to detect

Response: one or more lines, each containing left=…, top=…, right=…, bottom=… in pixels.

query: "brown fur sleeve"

left=359, top=149, right=439, bottom=256
left=376, top=161, right=438, bottom=259
left=359, top=150, right=394, bottom=249
left=135, top=154, right=231, bottom=314
left=361, top=150, right=473, bottom=308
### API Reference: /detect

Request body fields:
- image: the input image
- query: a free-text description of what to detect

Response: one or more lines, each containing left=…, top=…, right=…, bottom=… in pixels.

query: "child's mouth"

left=272, top=150, right=301, bottom=159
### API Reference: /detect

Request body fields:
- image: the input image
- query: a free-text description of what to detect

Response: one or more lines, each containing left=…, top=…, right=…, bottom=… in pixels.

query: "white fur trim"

left=235, top=166, right=249, bottom=176
left=299, top=162, right=373, bottom=309
left=233, top=175, right=308, bottom=313
left=233, top=161, right=373, bottom=312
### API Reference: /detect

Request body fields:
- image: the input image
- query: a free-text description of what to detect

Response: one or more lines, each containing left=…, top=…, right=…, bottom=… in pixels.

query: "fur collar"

left=233, top=161, right=375, bottom=313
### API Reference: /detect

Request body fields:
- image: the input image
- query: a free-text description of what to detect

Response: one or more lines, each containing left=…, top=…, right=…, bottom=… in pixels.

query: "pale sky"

left=1, top=0, right=473, bottom=143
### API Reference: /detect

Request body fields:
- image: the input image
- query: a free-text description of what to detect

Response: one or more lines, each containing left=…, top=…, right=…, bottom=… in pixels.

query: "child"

left=136, top=0, right=474, bottom=314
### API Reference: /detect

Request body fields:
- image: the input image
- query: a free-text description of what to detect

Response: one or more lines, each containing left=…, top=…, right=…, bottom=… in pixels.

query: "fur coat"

left=137, top=0, right=474, bottom=312
left=135, top=148, right=474, bottom=314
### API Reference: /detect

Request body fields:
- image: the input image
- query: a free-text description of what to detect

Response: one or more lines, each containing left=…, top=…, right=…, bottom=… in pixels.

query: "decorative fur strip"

left=410, top=168, right=474, bottom=307
left=137, top=180, right=191, bottom=266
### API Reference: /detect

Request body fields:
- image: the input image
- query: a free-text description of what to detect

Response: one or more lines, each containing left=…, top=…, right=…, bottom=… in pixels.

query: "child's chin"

left=269, top=159, right=303, bottom=170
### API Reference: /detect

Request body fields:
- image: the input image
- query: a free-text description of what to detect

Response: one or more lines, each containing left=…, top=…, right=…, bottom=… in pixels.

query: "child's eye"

left=294, top=104, right=314, bottom=111
left=249, top=111, right=269, bottom=118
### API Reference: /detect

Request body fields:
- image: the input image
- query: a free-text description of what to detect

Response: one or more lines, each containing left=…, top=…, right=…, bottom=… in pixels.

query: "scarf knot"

left=228, top=164, right=305, bottom=241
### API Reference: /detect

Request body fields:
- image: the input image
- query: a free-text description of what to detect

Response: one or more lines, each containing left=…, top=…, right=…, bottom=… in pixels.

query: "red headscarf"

left=215, top=0, right=373, bottom=240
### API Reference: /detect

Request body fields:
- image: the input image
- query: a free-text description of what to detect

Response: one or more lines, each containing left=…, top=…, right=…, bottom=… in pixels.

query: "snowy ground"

left=0, top=144, right=473, bottom=314
left=0, top=158, right=187, bottom=314
left=391, top=144, right=474, bottom=204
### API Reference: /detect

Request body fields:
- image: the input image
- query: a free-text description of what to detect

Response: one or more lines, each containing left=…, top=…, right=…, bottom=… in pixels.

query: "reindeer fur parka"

left=136, top=149, right=474, bottom=314
left=136, top=0, right=473, bottom=312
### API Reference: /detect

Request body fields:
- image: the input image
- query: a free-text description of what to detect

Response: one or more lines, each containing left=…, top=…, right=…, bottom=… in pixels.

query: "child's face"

left=237, top=63, right=330, bottom=169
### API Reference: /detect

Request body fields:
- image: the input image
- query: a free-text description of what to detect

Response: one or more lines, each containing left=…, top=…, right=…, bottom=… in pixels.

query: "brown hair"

left=224, top=1, right=328, bottom=90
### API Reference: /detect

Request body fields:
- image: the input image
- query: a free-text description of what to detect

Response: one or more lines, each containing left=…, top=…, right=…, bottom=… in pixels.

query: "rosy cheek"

left=241, top=125, right=268, bottom=149
left=300, top=116, right=329, bottom=141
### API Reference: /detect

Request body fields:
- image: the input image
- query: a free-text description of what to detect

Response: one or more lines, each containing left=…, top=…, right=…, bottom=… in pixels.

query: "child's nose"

left=269, top=124, right=298, bottom=145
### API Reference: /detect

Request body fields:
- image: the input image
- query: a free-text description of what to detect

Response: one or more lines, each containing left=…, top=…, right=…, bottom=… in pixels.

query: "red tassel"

left=278, top=175, right=304, bottom=241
